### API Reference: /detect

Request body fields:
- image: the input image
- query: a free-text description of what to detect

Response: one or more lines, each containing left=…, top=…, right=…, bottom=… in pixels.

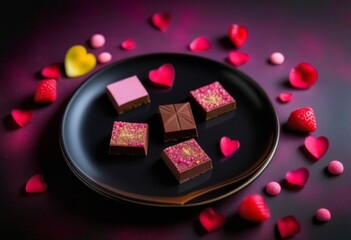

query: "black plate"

left=60, top=53, right=280, bottom=207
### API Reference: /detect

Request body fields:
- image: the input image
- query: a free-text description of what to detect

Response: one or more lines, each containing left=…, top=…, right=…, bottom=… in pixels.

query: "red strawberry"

left=34, top=79, right=57, bottom=103
left=228, top=24, right=248, bottom=49
left=238, top=194, right=270, bottom=222
left=287, top=107, right=317, bottom=132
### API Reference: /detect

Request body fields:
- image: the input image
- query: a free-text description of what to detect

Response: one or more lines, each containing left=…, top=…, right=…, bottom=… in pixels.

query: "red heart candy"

left=289, top=63, right=318, bottom=89
left=25, top=174, right=47, bottom=193
left=228, top=24, right=248, bottom=49
left=285, top=167, right=309, bottom=188
left=121, top=38, right=136, bottom=50
left=277, top=215, right=301, bottom=239
left=149, top=63, right=175, bottom=87
left=227, top=51, right=250, bottom=67
left=41, top=63, right=61, bottom=79
left=220, top=136, right=240, bottom=157
left=199, top=207, right=226, bottom=232
left=304, top=136, right=329, bottom=160
left=151, top=12, right=171, bottom=32
left=277, top=92, right=292, bottom=103
left=11, top=109, right=34, bottom=127
left=189, top=36, right=212, bottom=52
left=238, top=194, right=271, bottom=222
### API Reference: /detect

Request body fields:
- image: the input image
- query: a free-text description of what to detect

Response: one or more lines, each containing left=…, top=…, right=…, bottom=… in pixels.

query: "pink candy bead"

left=315, top=208, right=331, bottom=222
left=90, top=34, right=106, bottom=48
left=269, top=52, right=285, bottom=65
left=97, top=52, right=112, bottom=63
left=265, top=181, right=281, bottom=196
left=327, top=160, right=344, bottom=175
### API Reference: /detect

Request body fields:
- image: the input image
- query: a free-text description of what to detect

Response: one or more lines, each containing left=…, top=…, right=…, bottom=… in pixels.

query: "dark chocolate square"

left=158, top=102, right=198, bottom=142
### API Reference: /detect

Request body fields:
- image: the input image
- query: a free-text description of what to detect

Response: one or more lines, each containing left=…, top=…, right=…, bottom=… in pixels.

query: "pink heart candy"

left=289, top=63, right=318, bottom=89
left=220, top=136, right=240, bottom=157
left=189, top=36, right=212, bottom=52
left=228, top=51, right=250, bottom=67
left=285, top=167, right=309, bottom=188
left=277, top=92, right=292, bottom=103
left=25, top=174, right=47, bottom=193
left=121, top=38, right=136, bottom=50
left=149, top=63, right=175, bottom=87
left=41, top=63, right=61, bottom=79
left=277, top=215, right=301, bottom=239
left=199, top=207, right=226, bottom=232
left=304, top=136, right=329, bottom=160
left=151, top=12, right=171, bottom=32
left=11, top=109, right=34, bottom=127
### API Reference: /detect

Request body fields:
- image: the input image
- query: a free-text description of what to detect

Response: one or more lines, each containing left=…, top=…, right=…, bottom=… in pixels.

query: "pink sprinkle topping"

left=265, top=181, right=281, bottom=196
left=110, top=121, right=147, bottom=147
left=327, top=160, right=344, bottom=175
left=190, top=81, right=234, bottom=112
left=163, top=139, right=211, bottom=172
left=269, top=52, right=285, bottom=65
left=90, top=33, right=106, bottom=48
left=315, top=208, right=331, bottom=222
left=97, top=52, right=112, bottom=63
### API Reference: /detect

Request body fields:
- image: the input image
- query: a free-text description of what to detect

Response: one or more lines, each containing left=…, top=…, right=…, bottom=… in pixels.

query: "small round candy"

left=97, top=52, right=112, bottom=63
left=265, top=181, right=281, bottom=196
left=327, top=160, right=344, bottom=175
left=315, top=208, right=331, bottom=222
left=269, top=52, right=285, bottom=65
left=90, top=34, right=106, bottom=48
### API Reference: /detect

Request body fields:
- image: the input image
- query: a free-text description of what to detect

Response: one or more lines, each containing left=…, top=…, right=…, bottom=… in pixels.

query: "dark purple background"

left=1, top=0, right=350, bottom=239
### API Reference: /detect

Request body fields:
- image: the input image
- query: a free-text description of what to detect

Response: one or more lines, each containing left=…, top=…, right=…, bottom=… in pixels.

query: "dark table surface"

left=1, top=0, right=350, bottom=239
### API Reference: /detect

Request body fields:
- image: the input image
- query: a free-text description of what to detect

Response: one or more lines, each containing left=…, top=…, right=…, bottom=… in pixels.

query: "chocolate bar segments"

left=109, top=121, right=149, bottom=156
left=189, top=81, right=236, bottom=121
left=159, top=102, right=198, bottom=142
left=161, top=138, right=213, bottom=184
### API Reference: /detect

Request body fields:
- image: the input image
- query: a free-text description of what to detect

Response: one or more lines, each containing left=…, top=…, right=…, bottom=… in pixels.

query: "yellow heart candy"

left=64, top=45, right=96, bottom=78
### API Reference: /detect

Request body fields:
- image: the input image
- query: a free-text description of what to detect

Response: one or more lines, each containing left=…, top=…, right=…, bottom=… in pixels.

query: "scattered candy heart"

left=97, top=52, right=112, bottom=64
left=265, top=181, right=281, bottom=196
left=327, top=160, right=344, bottom=175
left=151, top=12, right=171, bottom=32
left=189, top=36, right=212, bottom=52
left=25, top=174, right=47, bottom=193
left=64, top=45, right=96, bottom=78
left=287, top=107, right=317, bottom=132
left=269, top=52, right=285, bottom=65
left=199, top=207, right=226, bottom=232
left=277, top=215, right=301, bottom=239
left=227, top=51, right=250, bottom=66
left=304, top=135, right=329, bottom=160
left=285, top=167, right=309, bottom=188
left=11, top=109, right=34, bottom=127
left=315, top=208, right=331, bottom=222
left=277, top=92, right=292, bottom=103
left=149, top=63, right=175, bottom=87
left=34, top=79, right=57, bottom=103
left=90, top=33, right=106, bottom=48
left=289, top=62, right=318, bottom=89
left=228, top=24, right=248, bottom=49
left=238, top=194, right=270, bottom=222
left=220, top=136, right=240, bottom=157
left=121, top=38, right=136, bottom=50
left=41, top=63, right=61, bottom=79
